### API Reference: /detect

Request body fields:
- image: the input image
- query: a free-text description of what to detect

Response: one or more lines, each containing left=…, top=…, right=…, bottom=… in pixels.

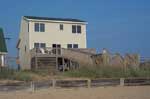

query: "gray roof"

left=24, top=16, right=86, bottom=22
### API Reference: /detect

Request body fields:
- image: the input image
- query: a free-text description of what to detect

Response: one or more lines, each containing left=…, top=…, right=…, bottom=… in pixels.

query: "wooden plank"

left=124, top=78, right=150, bottom=86
left=55, top=80, right=88, bottom=88
left=91, top=79, right=120, bottom=87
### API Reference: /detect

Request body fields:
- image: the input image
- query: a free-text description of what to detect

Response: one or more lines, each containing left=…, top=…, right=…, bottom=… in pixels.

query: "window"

left=73, top=44, right=78, bottom=48
left=72, top=25, right=76, bottom=33
left=52, top=44, right=56, bottom=48
left=41, top=43, right=46, bottom=48
left=40, top=23, right=45, bottom=32
left=52, top=44, right=61, bottom=48
left=72, top=25, right=81, bottom=33
left=52, top=44, right=61, bottom=54
left=67, top=44, right=78, bottom=48
left=34, top=23, right=45, bottom=32
left=77, top=25, right=81, bottom=33
left=28, top=23, right=29, bottom=32
left=25, top=45, right=26, bottom=52
left=57, top=44, right=61, bottom=48
left=34, top=43, right=40, bottom=48
left=67, top=44, right=72, bottom=48
left=35, top=23, right=39, bottom=32
left=34, top=43, right=46, bottom=48
left=60, top=24, right=63, bottom=30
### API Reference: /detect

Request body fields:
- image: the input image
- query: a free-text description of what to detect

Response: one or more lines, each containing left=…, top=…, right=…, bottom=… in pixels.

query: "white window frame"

left=34, top=23, right=45, bottom=32
left=72, top=25, right=81, bottom=34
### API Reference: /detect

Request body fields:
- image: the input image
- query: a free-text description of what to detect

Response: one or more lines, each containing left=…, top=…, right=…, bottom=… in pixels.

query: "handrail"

left=30, top=47, right=62, bottom=57
left=30, top=47, right=95, bottom=56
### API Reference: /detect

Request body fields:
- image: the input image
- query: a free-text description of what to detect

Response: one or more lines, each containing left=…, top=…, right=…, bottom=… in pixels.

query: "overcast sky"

left=0, top=0, right=150, bottom=57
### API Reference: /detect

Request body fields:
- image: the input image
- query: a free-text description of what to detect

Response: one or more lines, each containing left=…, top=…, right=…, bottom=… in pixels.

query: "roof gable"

left=24, top=16, right=86, bottom=22
left=0, top=28, right=7, bottom=53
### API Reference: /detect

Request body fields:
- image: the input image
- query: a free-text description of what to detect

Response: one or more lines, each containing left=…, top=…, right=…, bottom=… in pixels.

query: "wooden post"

left=120, top=78, right=124, bottom=86
left=62, top=58, right=65, bottom=72
left=52, top=79, right=56, bottom=88
left=35, top=57, right=38, bottom=69
left=30, top=81, right=35, bottom=92
left=69, top=60, right=72, bottom=70
left=56, top=57, right=58, bottom=70
left=87, top=79, right=91, bottom=88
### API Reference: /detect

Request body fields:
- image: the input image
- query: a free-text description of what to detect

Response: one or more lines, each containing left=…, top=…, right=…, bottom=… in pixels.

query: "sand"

left=0, top=86, right=150, bottom=99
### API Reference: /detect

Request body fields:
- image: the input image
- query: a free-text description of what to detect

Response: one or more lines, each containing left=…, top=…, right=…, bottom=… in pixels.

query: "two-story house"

left=17, top=16, right=95, bottom=70
left=0, top=28, right=7, bottom=67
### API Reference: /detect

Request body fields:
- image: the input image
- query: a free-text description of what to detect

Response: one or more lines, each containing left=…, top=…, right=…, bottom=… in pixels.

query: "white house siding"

left=29, top=21, right=87, bottom=49
left=18, top=18, right=31, bottom=69
left=18, top=17, right=87, bottom=69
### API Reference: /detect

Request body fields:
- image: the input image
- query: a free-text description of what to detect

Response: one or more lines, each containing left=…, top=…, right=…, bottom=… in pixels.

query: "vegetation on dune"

left=0, top=68, right=15, bottom=80
left=0, top=68, right=32, bottom=81
left=0, top=68, right=53, bottom=82
left=63, top=66, right=150, bottom=78
left=13, top=71, right=33, bottom=81
left=0, top=65, right=150, bottom=81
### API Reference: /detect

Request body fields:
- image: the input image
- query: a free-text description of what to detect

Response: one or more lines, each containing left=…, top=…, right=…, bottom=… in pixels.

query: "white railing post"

left=52, top=79, right=56, bottom=88
left=30, top=81, right=35, bottom=92
left=120, top=78, right=125, bottom=86
left=87, top=79, right=91, bottom=88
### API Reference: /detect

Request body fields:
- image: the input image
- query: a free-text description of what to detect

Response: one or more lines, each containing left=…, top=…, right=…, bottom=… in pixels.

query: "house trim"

left=23, top=17, right=88, bottom=25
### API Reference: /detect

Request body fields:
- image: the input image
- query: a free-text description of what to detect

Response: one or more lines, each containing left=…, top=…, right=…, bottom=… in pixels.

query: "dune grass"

left=63, top=66, right=150, bottom=78
left=0, top=68, right=50, bottom=81
left=0, top=68, right=32, bottom=81
left=0, top=66, right=150, bottom=81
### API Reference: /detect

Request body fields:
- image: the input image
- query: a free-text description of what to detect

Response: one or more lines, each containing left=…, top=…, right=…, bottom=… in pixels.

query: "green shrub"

left=0, top=67, right=15, bottom=79
left=13, top=71, right=32, bottom=82
left=63, top=66, right=101, bottom=78
left=0, top=68, right=52, bottom=81
left=31, top=69, right=51, bottom=76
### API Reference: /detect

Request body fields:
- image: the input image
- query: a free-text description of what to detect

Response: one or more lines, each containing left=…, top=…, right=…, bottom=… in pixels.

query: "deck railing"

left=30, top=47, right=62, bottom=57
left=30, top=47, right=96, bottom=57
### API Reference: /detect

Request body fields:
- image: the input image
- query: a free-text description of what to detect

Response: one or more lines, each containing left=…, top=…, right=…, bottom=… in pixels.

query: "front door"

left=52, top=44, right=61, bottom=55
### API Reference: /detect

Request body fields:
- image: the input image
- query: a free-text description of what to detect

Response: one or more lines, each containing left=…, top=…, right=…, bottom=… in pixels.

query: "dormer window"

left=34, top=23, right=45, bottom=32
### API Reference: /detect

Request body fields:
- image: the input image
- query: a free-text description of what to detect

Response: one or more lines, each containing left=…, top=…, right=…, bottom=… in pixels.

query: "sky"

left=0, top=0, right=150, bottom=57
